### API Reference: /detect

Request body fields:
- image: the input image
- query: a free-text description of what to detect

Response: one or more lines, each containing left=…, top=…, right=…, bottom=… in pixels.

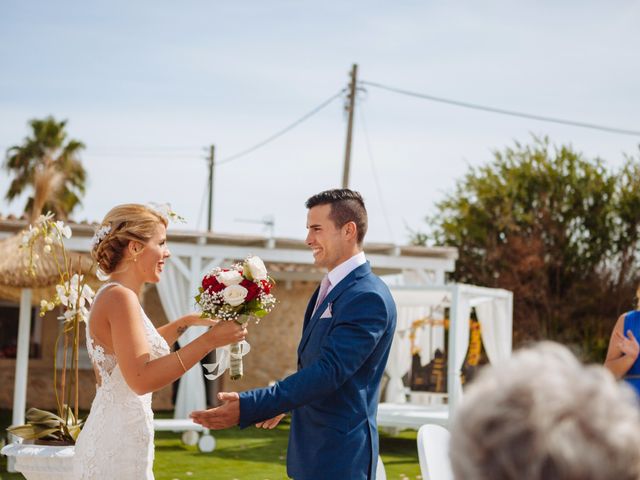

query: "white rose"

left=245, top=256, right=268, bottom=280
left=222, top=285, right=248, bottom=307
left=217, top=270, right=243, bottom=286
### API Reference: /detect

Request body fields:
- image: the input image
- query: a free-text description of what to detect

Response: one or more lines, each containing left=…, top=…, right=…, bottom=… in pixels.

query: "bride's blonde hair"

left=91, top=204, right=168, bottom=274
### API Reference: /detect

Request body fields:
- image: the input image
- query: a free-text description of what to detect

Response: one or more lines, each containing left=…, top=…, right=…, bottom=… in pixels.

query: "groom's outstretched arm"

left=190, top=393, right=286, bottom=429
left=191, top=291, right=389, bottom=430
left=238, top=290, right=389, bottom=427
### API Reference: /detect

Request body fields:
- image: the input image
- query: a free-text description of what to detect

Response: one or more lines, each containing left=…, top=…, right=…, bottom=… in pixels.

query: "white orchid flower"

left=81, top=284, right=95, bottom=305
left=56, top=284, right=69, bottom=307
left=58, top=309, right=77, bottom=322
left=55, top=221, right=72, bottom=239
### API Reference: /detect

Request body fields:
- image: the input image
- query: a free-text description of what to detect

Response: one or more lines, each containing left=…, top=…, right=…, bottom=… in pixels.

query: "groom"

left=191, top=189, right=397, bottom=480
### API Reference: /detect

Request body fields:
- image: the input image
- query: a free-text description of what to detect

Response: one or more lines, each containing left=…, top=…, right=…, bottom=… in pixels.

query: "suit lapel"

left=298, top=262, right=371, bottom=355
left=303, top=287, right=320, bottom=329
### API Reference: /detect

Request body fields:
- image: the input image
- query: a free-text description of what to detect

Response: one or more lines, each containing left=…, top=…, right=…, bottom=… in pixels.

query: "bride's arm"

left=156, top=314, right=214, bottom=345
left=108, top=287, right=246, bottom=395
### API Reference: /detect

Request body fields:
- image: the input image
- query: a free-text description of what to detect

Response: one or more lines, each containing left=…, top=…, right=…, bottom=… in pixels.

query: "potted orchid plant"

left=7, top=212, right=95, bottom=445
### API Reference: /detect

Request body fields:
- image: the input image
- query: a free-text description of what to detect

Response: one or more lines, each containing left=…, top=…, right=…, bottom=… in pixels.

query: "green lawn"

left=1, top=410, right=421, bottom=479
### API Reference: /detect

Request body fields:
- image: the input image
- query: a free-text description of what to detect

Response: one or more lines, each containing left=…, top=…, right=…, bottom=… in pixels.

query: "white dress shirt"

left=325, top=251, right=367, bottom=296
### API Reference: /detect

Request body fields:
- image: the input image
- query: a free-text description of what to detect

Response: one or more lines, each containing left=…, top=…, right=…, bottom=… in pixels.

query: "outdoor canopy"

left=380, top=284, right=513, bottom=427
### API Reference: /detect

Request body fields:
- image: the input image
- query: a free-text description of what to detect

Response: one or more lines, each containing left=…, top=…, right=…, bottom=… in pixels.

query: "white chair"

left=417, top=424, right=454, bottom=480
left=376, top=455, right=387, bottom=480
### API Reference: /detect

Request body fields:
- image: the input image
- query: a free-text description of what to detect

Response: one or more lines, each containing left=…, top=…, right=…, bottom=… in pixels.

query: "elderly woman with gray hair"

left=449, top=342, right=640, bottom=480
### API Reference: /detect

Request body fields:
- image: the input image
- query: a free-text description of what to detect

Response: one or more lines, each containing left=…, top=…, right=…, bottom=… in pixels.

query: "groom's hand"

left=255, top=413, right=285, bottom=429
left=190, top=392, right=240, bottom=429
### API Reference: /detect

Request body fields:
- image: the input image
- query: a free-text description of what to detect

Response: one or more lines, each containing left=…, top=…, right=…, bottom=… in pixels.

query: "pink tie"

left=313, top=275, right=331, bottom=314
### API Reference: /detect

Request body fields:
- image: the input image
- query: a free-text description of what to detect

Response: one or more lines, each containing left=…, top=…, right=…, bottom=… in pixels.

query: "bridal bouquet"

left=195, top=255, right=276, bottom=380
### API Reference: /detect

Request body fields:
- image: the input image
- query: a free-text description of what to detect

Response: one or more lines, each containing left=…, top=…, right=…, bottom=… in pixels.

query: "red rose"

left=202, top=275, right=224, bottom=293
left=241, top=279, right=260, bottom=302
left=260, top=280, right=272, bottom=294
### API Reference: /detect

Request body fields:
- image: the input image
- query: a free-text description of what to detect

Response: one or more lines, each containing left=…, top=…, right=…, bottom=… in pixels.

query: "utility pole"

left=342, top=63, right=358, bottom=188
left=207, top=145, right=215, bottom=232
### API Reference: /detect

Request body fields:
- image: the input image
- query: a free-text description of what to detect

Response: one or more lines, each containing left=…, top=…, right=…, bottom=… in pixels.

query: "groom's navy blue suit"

left=238, top=261, right=396, bottom=479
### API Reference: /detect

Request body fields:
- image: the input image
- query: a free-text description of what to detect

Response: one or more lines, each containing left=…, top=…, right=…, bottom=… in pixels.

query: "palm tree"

left=4, top=116, right=87, bottom=222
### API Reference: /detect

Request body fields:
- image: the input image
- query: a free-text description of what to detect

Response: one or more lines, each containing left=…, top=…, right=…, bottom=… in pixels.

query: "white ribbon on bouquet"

left=202, top=341, right=252, bottom=380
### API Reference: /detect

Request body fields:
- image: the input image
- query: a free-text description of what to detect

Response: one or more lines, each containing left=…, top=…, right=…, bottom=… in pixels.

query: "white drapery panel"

left=450, top=289, right=471, bottom=410
left=475, top=298, right=512, bottom=364
left=156, top=258, right=207, bottom=419
left=385, top=318, right=412, bottom=403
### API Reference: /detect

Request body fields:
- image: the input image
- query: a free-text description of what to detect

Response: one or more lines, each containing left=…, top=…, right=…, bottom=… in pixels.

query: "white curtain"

left=384, top=306, right=414, bottom=403
left=475, top=298, right=512, bottom=364
left=451, top=291, right=471, bottom=408
left=414, top=316, right=432, bottom=367
left=156, top=259, right=207, bottom=418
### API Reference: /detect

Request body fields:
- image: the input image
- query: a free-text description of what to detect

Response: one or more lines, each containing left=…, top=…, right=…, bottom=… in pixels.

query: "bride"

left=73, top=204, right=246, bottom=479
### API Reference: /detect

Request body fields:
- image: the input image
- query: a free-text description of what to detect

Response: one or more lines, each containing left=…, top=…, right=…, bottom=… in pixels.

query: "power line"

left=361, top=80, right=640, bottom=137
left=2, top=87, right=342, bottom=163
left=1, top=145, right=204, bottom=155
left=217, top=89, right=346, bottom=166
left=88, top=146, right=203, bottom=152
left=86, top=152, right=203, bottom=158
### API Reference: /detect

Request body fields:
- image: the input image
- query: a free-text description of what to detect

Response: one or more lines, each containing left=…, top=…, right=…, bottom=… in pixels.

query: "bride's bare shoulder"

left=93, top=285, right=139, bottom=314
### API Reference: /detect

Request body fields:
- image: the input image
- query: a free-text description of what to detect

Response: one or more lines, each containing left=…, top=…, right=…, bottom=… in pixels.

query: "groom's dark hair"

left=306, top=189, right=368, bottom=245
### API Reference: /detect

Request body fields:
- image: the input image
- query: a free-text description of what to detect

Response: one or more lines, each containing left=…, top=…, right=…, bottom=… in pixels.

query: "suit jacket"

left=239, top=261, right=397, bottom=480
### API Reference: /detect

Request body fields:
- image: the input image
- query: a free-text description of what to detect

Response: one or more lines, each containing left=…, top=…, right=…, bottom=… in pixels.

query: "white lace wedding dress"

left=73, top=282, right=171, bottom=479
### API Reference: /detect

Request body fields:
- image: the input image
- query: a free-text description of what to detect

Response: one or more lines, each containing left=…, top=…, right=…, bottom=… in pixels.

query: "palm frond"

left=3, top=116, right=88, bottom=219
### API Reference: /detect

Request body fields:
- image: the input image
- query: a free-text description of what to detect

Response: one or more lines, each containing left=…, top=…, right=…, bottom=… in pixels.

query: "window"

left=0, top=301, right=41, bottom=359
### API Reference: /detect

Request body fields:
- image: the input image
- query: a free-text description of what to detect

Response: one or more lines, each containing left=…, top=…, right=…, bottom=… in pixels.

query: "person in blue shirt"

left=605, top=302, right=640, bottom=396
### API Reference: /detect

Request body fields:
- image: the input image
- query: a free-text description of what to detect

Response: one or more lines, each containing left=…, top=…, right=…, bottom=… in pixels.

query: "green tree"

left=414, top=137, right=640, bottom=360
left=4, top=116, right=87, bottom=222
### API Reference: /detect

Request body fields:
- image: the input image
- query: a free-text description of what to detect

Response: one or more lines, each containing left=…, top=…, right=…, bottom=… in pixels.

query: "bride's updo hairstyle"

left=91, top=204, right=168, bottom=275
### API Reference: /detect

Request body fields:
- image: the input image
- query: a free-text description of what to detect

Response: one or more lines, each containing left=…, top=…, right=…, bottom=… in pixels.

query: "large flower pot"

left=1, top=442, right=75, bottom=479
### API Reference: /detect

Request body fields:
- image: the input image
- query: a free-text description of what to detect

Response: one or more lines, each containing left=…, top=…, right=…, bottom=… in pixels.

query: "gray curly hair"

left=449, top=341, right=640, bottom=480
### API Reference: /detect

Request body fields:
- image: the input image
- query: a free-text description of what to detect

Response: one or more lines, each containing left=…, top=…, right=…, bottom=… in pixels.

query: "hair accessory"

left=95, top=267, right=110, bottom=281
left=147, top=202, right=186, bottom=224
left=90, top=225, right=112, bottom=249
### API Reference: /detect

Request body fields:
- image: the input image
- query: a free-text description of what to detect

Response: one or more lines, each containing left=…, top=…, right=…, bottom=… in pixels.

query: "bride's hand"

left=186, top=314, right=218, bottom=328
left=208, top=320, right=247, bottom=347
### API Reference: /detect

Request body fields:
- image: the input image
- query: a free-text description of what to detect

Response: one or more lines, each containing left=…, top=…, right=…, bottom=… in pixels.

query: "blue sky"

left=1, top=1, right=639, bottom=243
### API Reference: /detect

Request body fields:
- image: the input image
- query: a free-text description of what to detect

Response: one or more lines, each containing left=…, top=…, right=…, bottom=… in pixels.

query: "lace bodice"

left=74, top=281, right=171, bottom=480
left=86, top=282, right=170, bottom=386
